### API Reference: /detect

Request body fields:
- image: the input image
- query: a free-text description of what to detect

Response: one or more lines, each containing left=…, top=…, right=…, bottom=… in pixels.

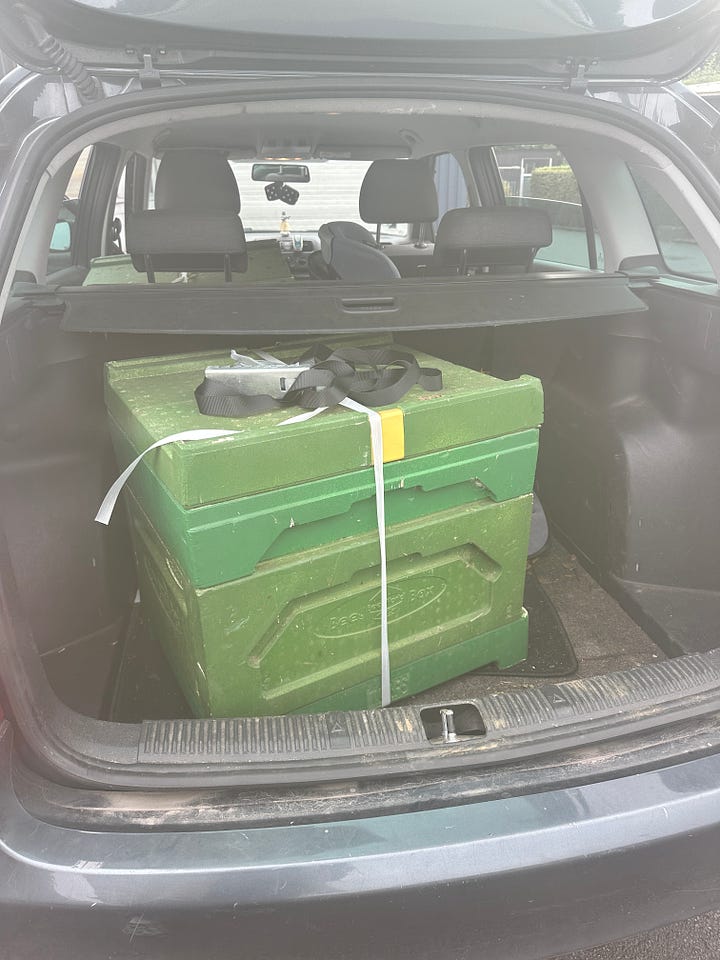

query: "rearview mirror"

left=50, top=220, right=72, bottom=252
left=252, top=163, right=310, bottom=183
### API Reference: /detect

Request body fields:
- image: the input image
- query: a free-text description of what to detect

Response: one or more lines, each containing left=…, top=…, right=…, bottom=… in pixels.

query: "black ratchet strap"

left=195, top=345, right=443, bottom=418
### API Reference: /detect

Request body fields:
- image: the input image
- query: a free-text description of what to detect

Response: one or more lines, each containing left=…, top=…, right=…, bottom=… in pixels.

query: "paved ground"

left=555, top=912, right=720, bottom=959
left=5, top=910, right=720, bottom=958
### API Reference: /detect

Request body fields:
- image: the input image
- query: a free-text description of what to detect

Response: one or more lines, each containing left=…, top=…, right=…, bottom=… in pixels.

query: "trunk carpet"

left=109, top=540, right=664, bottom=722
left=109, top=606, right=193, bottom=722
left=476, top=564, right=577, bottom=679
left=403, top=540, right=664, bottom=705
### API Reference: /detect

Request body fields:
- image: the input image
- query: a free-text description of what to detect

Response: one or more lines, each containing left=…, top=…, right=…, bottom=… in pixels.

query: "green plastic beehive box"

left=105, top=342, right=543, bottom=507
left=105, top=340, right=543, bottom=716
left=130, top=491, right=533, bottom=717
left=110, top=417, right=539, bottom=587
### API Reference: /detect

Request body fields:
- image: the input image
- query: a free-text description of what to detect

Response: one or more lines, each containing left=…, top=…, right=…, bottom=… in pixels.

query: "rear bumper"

left=2, top=720, right=720, bottom=960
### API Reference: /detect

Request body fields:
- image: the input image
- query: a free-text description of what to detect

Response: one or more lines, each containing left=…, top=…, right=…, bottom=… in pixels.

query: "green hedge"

left=529, top=165, right=581, bottom=204
left=686, top=51, right=720, bottom=84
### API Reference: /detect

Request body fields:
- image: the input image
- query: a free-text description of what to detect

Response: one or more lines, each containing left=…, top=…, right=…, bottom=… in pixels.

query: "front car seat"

left=318, top=221, right=401, bottom=281
left=358, top=159, right=439, bottom=276
left=126, top=149, right=248, bottom=282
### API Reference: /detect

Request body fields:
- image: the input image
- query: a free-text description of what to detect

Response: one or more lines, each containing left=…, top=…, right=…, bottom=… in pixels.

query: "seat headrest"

left=319, top=220, right=400, bottom=281
left=435, top=206, right=552, bottom=274
left=436, top=206, right=552, bottom=252
left=126, top=210, right=247, bottom=280
left=359, top=160, right=439, bottom=225
left=155, top=150, right=241, bottom=213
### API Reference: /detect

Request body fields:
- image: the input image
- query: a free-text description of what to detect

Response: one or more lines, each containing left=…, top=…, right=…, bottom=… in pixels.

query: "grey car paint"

left=2, top=719, right=720, bottom=958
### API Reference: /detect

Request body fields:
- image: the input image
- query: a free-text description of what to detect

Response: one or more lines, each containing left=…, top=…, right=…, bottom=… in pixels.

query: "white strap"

left=279, top=406, right=327, bottom=424
left=339, top=398, right=389, bottom=706
left=95, top=401, right=392, bottom=707
left=95, top=429, right=239, bottom=526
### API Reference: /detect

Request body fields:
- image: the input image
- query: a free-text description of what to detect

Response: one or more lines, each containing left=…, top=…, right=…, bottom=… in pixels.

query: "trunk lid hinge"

left=563, top=58, right=597, bottom=94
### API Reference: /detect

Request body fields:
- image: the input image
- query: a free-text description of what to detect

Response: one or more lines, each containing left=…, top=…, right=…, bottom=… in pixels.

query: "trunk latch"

left=420, top=704, right=486, bottom=743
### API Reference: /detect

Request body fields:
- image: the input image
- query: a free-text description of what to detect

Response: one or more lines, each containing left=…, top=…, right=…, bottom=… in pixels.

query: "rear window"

left=69, top=0, right=700, bottom=40
left=147, top=158, right=409, bottom=241
left=632, top=170, right=716, bottom=281
left=493, top=144, right=603, bottom=270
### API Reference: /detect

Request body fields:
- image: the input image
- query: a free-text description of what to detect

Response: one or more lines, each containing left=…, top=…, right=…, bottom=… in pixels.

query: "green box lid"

left=105, top=340, right=543, bottom=508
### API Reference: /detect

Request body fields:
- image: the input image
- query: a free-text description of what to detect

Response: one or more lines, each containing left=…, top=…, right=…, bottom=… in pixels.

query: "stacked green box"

left=105, top=341, right=543, bottom=717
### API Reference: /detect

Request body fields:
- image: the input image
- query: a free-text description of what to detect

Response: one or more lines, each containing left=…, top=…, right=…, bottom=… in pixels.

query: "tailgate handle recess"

left=341, top=297, right=397, bottom=314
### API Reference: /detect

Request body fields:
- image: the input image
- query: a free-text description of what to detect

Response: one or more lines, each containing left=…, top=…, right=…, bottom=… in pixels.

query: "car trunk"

left=2, top=251, right=720, bottom=813
left=0, top=70, right=718, bottom=809
left=0, top=289, right=710, bottom=727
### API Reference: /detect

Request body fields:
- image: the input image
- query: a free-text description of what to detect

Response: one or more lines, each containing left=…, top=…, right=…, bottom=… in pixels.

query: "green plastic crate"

left=110, top=415, right=539, bottom=587
left=106, top=341, right=542, bottom=716
left=130, top=492, right=533, bottom=717
left=106, top=343, right=544, bottom=507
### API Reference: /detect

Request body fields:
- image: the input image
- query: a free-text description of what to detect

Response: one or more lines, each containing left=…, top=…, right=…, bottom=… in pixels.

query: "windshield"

left=61, top=0, right=702, bottom=40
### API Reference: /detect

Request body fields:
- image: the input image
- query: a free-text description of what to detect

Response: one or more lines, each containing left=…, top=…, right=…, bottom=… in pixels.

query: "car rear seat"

left=433, top=206, right=552, bottom=275
left=358, top=159, right=439, bottom=277
left=125, top=149, right=248, bottom=282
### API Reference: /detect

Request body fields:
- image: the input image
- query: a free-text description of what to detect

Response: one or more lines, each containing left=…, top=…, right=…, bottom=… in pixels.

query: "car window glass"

left=631, top=169, right=716, bottom=280
left=48, top=147, right=92, bottom=263
left=434, top=153, right=469, bottom=223
left=106, top=156, right=140, bottom=256
left=65, top=147, right=92, bottom=201
left=145, top=158, right=409, bottom=242
left=146, top=157, right=160, bottom=210
left=111, top=163, right=127, bottom=235
left=231, top=160, right=408, bottom=240
left=493, top=144, right=604, bottom=270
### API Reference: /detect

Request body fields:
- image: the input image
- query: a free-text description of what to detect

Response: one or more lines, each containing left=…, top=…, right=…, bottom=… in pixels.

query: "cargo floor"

left=403, top=540, right=664, bottom=705
left=109, top=541, right=664, bottom=722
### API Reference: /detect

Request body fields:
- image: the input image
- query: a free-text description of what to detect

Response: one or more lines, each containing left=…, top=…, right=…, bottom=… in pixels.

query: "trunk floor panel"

left=476, top=563, right=577, bottom=679
left=109, top=541, right=664, bottom=722
left=404, top=540, right=664, bottom=705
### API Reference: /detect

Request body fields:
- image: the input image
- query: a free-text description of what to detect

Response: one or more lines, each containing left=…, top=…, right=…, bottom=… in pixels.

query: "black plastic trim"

left=73, top=142, right=123, bottom=266
left=13, top=656, right=720, bottom=829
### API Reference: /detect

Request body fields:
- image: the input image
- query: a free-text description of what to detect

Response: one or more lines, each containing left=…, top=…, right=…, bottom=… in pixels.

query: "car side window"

left=47, top=147, right=92, bottom=273
left=434, top=153, right=469, bottom=222
left=631, top=170, right=716, bottom=281
left=65, top=147, right=91, bottom=202
left=50, top=147, right=91, bottom=250
left=492, top=144, right=604, bottom=270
